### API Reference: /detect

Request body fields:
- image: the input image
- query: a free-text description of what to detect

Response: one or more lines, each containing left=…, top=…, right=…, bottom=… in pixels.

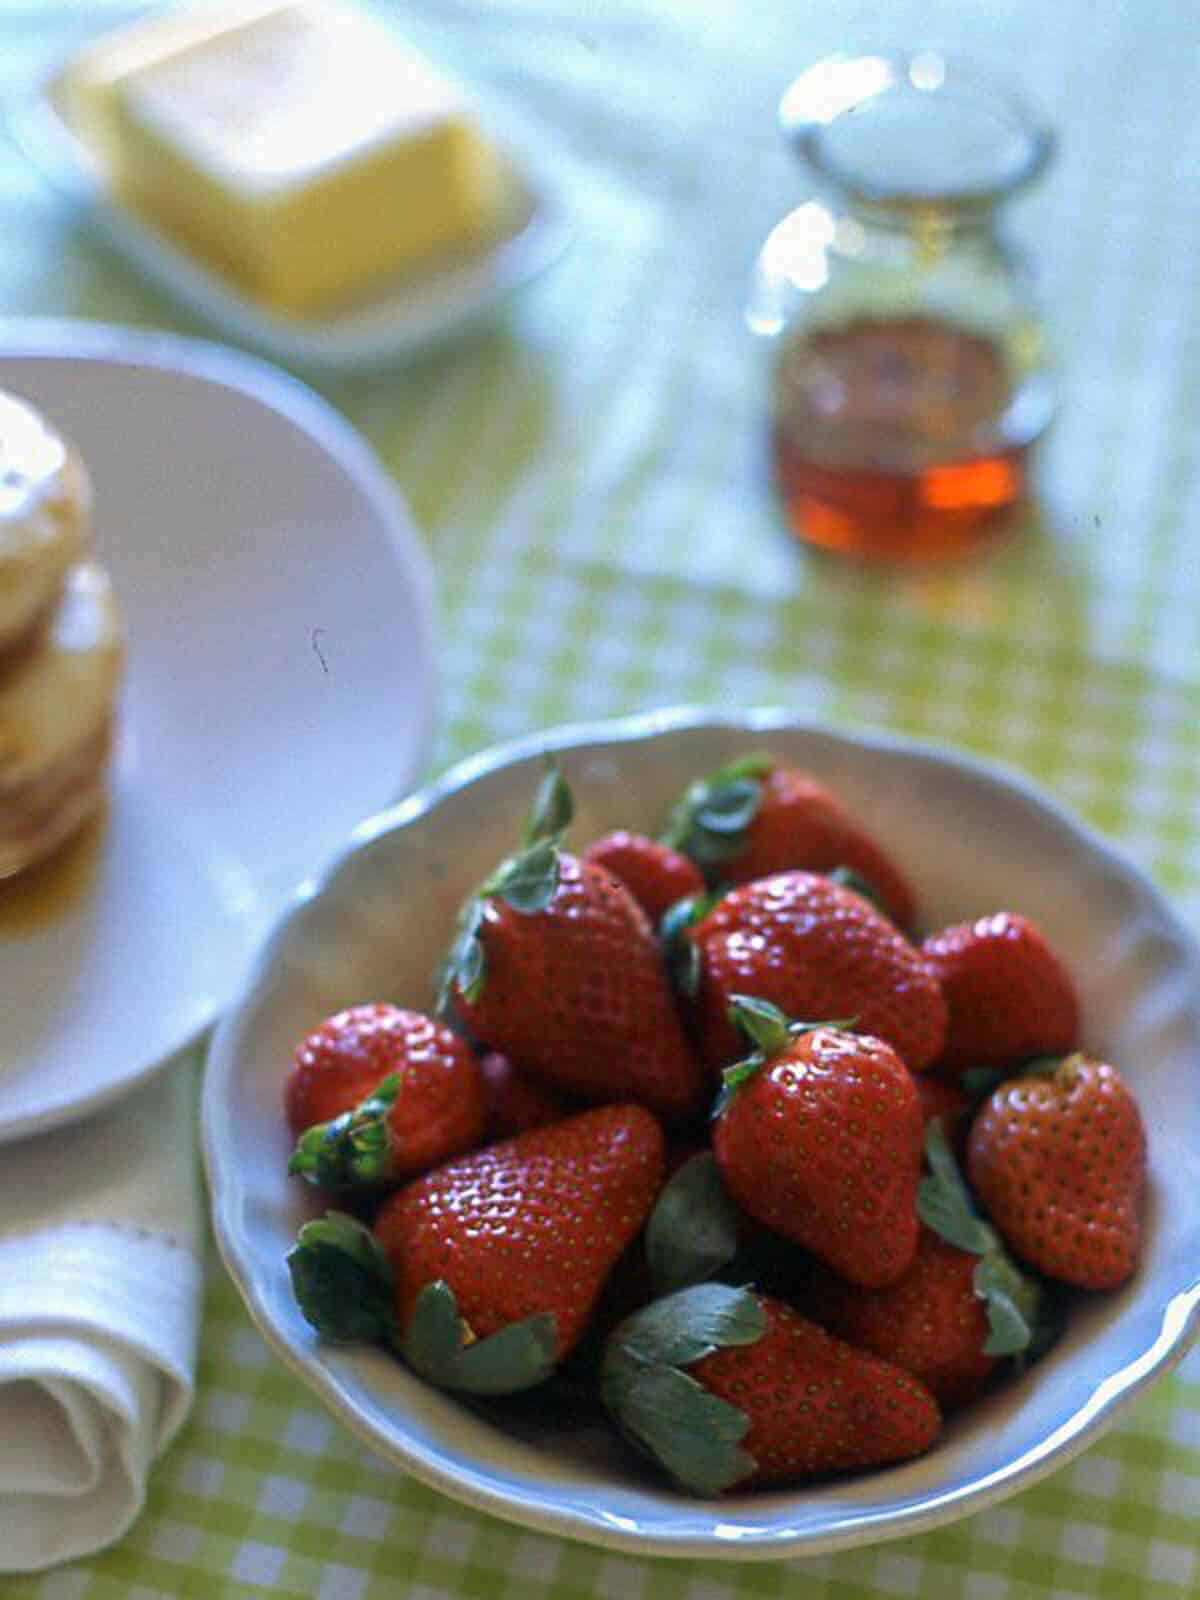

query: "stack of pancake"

left=0, top=388, right=125, bottom=879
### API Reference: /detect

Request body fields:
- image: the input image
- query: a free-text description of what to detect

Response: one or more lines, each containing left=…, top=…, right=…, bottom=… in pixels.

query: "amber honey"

left=771, top=316, right=1034, bottom=561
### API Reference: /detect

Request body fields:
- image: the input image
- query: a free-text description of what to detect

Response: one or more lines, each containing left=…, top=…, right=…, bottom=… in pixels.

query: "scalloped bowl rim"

left=202, top=707, right=1200, bottom=1560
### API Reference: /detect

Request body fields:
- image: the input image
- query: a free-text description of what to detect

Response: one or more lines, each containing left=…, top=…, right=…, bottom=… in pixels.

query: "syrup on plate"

left=0, top=805, right=107, bottom=932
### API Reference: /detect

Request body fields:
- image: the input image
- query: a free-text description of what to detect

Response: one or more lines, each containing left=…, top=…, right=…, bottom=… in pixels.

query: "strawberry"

left=478, top=1051, right=567, bottom=1141
left=711, top=999, right=924, bottom=1287
left=601, top=1283, right=940, bottom=1493
left=440, top=763, right=705, bottom=1120
left=803, top=1231, right=996, bottom=1411
left=581, top=830, right=705, bottom=925
left=285, top=1004, right=484, bottom=1186
left=661, top=755, right=916, bottom=926
left=684, top=870, right=947, bottom=1073
left=967, top=1054, right=1146, bottom=1289
left=922, top=912, right=1079, bottom=1079
left=288, top=1103, right=665, bottom=1394
left=803, top=1123, right=1045, bottom=1409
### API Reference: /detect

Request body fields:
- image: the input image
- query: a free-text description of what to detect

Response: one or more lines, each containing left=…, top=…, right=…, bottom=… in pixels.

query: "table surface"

left=5, top=1, right=1200, bottom=1595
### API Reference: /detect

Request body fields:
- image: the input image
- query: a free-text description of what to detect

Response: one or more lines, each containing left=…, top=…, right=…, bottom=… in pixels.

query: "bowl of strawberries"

left=202, top=707, right=1200, bottom=1559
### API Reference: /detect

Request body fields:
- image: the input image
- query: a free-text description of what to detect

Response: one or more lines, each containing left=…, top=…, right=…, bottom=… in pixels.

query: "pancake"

left=0, top=388, right=92, bottom=665
left=0, top=562, right=124, bottom=879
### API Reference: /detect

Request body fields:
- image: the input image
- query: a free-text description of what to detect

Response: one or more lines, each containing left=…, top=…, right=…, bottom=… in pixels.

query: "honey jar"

left=750, top=52, right=1056, bottom=560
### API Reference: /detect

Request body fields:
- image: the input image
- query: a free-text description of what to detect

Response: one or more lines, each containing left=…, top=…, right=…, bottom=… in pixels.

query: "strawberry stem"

left=726, top=994, right=793, bottom=1057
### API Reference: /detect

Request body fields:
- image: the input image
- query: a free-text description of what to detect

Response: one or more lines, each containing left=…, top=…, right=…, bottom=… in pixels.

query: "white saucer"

left=0, top=319, right=438, bottom=1142
left=7, top=30, right=570, bottom=372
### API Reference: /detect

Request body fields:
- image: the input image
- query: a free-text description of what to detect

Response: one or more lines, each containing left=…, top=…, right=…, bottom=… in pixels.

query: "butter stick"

left=67, top=1, right=507, bottom=314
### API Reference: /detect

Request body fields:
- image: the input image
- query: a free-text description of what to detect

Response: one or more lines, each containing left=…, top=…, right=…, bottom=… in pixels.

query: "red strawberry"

left=803, top=1230, right=995, bottom=1410
left=601, top=1284, right=940, bottom=1493
left=922, top=912, right=1079, bottom=1079
left=288, top=1103, right=664, bottom=1394
left=800, top=1117, right=1045, bottom=1408
left=285, top=1004, right=484, bottom=1186
left=967, top=1054, right=1146, bottom=1289
left=686, top=870, right=947, bottom=1073
left=661, top=755, right=916, bottom=926
left=581, top=830, right=705, bottom=924
left=441, top=764, right=705, bottom=1120
left=478, top=1051, right=567, bottom=1141
left=712, top=1000, right=924, bottom=1287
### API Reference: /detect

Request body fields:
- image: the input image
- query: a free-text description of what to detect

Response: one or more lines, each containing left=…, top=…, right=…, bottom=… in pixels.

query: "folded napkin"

left=0, top=1051, right=203, bottom=1573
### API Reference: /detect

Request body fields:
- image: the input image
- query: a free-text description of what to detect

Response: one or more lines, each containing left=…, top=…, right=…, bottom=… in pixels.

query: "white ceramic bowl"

left=202, top=708, right=1200, bottom=1561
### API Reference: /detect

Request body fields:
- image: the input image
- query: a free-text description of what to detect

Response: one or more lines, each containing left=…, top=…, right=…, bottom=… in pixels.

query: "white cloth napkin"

left=0, top=1053, right=203, bottom=1573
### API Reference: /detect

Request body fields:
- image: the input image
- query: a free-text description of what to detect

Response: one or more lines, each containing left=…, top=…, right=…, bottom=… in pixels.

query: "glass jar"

left=749, top=52, right=1055, bottom=561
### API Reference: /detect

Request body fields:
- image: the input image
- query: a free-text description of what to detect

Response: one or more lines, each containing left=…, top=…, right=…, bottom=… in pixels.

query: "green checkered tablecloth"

left=4, top=0, right=1200, bottom=1594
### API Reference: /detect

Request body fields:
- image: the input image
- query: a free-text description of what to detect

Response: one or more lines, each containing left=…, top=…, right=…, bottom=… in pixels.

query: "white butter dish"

left=7, top=9, right=570, bottom=372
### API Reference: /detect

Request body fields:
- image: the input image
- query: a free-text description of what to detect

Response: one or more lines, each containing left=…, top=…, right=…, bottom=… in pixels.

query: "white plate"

left=5, top=24, right=570, bottom=372
left=203, top=708, right=1200, bottom=1562
left=0, top=318, right=438, bottom=1142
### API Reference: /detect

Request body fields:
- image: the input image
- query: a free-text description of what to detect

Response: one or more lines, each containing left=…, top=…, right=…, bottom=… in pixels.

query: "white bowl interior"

left=203, top=710, right=1200, bottom=1559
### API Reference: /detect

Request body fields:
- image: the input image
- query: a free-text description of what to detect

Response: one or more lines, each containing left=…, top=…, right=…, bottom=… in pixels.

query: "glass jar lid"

left=779, top=52, right=1054, bottom=211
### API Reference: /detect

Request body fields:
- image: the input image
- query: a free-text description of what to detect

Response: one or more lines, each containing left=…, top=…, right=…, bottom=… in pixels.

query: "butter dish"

left=8, top=4, right=569, bottom=371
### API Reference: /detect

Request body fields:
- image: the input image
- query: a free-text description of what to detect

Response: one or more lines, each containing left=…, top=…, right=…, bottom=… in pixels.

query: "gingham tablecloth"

left=5, top=0, right=1200, bottom=1594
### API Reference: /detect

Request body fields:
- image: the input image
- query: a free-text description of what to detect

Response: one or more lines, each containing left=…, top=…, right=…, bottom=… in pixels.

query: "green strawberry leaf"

left=960, top=1057, right=1066, bottom=1104
left=917, top=1118, right=996, bottom=1256
left=918, top=1123, right=1040, bottom=1359
left=401, top=1280, right=559, bottom=1395
left=287, top=1212, right=398, bottom=1345
left=403, top=1277, right=463, bottom=1367
left=660, top=755, right=773, bottom=875
left=1023, top=1279, right=1071, bottom=1366
left=715, top=1002, right=857, bottom=1118
left=438, top=897, right=487, bottom=1012
left=659, top=889, right=721, bottom=999
left=1020, top=1054, right=1068, bottom=1078
left=715, top=995, right=848, bottom=1116
left=438, top=763, right=574, bottom=1012
left=449, top=1314, right=560, bottom=1394
left=288, top=1073, right=401, bottom=1188
left=485, top=838, right=561, bottom=913
left=711, top=1053, right=765, bottom=1120
left=522, top=758, right=574, bottom=847
left=611, top=1282, right=766, bottom=1372
left=975, top=1250, right=1040, bottom=1358
left=645, top=1153, right=741, bottom=1296
left=693, top=778, right=762, bottom=837
left=608, top=1362, right=757, bottom=1496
